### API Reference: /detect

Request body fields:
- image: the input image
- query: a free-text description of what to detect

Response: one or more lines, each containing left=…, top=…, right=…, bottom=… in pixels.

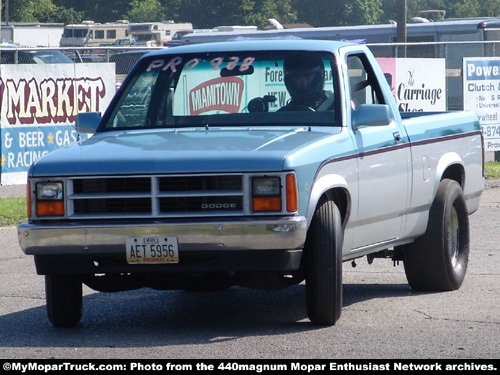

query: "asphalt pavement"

left=0, top=184, right=25, bottom=199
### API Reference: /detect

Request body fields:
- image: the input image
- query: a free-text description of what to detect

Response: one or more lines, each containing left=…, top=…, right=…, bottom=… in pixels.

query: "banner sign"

left=377, top=58, right=446, bottom=112
left=463, top=57, right=500, bottom=152
left=0, top=63, right=115, bottom=185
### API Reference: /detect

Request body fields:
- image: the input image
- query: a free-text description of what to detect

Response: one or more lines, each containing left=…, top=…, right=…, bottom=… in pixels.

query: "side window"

left=106, top=69, right=159, bottom=128
left=1, top=52, right=14, bottom=64
left=347, top=54, right=385, bottom=109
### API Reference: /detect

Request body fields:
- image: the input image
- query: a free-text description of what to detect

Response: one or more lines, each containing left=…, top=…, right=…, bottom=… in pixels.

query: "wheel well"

left=323, top=188, right=349, bottom=226
left=441, top=164, right=465, bottom=188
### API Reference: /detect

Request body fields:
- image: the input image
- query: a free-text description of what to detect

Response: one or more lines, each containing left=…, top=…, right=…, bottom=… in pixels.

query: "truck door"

left=346, top=53, right=411, bottom=252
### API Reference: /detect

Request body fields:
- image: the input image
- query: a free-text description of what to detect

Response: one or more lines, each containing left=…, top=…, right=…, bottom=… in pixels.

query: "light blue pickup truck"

left=18, top=40, right=484, bottom=327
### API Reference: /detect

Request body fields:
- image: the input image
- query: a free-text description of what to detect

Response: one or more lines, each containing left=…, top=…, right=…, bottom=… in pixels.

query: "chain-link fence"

left=0, top=46, right=162, bottom=86
left=3, top=41, right=500, bottom=111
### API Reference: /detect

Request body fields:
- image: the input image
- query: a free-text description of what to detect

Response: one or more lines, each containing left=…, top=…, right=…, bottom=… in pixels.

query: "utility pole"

left=396, top=0, right=407, bottom=57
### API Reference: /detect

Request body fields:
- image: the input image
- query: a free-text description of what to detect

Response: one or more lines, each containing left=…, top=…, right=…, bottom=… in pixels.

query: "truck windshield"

left=102, top=51, right=340, bottom=130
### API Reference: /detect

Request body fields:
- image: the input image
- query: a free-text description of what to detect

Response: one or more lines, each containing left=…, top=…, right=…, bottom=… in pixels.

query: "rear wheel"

left=402, top=179, right=469, bottom=291
left=45, top=275, right=83, bottom=327
left=305, top=198, right=343, bottom=325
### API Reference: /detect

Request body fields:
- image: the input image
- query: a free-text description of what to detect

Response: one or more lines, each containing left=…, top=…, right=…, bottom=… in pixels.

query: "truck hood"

left=30, top=126, right=340, bottom=176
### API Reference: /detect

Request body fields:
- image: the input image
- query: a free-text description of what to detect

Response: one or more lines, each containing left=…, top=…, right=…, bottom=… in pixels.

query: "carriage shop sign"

left=463, top=57, right=500, bottom=152
left=376, top=58, right=446, bottom=112
left=0, top=63, right=115, bottom=185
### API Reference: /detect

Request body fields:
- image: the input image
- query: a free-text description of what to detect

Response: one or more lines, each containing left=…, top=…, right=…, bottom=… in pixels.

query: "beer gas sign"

left=0, top=63, right=115, bottom=185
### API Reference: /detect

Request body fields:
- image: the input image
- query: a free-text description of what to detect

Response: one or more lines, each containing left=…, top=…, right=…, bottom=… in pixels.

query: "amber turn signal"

left=36, top=201, right=65, bottom=216
left=253, top=196, right=282, bottom=212
left=26, top=181, right=32, bottom=218
left=286, top=174, right=298, bottom=212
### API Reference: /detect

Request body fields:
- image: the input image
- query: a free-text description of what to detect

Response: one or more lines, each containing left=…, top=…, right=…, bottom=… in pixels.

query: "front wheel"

left=304, top=198, right=343, bottom=326
left=402, top=179, right=470, bottom=291
left=45, top=275, right=83, bottom=327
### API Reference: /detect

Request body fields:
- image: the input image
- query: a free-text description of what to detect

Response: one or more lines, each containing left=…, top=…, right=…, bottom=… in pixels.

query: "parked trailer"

left=59, top=20, right=131, bottom=47
left=180, top=17, right=500, bottom=46
left=1, top=23, right=64, bottom=47
left=126, top=21, right=193, bottom=47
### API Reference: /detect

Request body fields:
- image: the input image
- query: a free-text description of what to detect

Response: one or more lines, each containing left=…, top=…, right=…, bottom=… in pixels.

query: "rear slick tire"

left=305, top=198, right=343, bottom=326
left=402, top=179, right=470, bottom=291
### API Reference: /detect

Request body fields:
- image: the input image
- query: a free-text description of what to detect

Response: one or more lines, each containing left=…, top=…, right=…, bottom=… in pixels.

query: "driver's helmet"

left=283, top=53, right=325, bottom=104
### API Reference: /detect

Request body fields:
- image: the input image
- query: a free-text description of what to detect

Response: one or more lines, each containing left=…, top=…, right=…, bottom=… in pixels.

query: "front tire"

left=45, top=275, right=83, bottom=327
left=304, top=198, right=343, bottom=325
left=402, top=179, right=470, bottom=291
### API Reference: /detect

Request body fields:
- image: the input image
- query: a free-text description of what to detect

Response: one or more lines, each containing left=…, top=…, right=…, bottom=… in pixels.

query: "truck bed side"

left=400, top=110, right=484, bottom=239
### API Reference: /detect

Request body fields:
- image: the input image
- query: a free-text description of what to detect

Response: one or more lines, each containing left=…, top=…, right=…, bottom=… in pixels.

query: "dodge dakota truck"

left=17, top=40, right=484, bottom=327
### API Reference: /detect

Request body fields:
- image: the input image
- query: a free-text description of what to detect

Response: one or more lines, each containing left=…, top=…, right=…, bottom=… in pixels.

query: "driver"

left=279, top=53, right=333, bottom=111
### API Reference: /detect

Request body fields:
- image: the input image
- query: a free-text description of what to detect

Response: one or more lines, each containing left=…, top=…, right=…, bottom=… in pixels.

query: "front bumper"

left=18, top=216, right=307, bottom=274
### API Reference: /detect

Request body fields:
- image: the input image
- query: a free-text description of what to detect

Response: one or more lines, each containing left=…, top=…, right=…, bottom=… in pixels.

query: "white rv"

left=59, top=20, right=131, bottom=47
left=126, top=21, right=193, bottom=47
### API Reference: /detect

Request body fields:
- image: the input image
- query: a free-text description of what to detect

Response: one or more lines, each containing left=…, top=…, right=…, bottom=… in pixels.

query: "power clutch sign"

left=463, top=57, right=500, bottom=152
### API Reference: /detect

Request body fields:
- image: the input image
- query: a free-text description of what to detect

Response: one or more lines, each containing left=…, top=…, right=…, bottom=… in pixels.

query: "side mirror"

left=75, top=112, right=102, bottom=134
left=352, top=104, right=391, bottom=130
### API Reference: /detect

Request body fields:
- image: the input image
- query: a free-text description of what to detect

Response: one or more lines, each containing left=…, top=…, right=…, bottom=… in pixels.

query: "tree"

left=52, top=0, right=131, bottom=23
left=479, top=0, right=500, bottom=17
left=6, top=0, right=60, bottom=22
left=127, top=0, right=165, bottom=22
left=163, top=0, right=215, bottom=28
left=5, top=0, right=500, bottom=26
left=342, top=0, right=383, bottom=25
left=241, top=0, right=297, bottom=28
left=404, top=0, right=447, bottom=19
left=292, top=0, right=336, bottom=26
left=293, top=0, right=383, bottom=26
left=162, top=0, right=295, bottom=29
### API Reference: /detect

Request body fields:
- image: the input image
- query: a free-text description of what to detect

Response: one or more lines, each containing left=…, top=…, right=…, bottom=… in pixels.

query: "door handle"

left=393, top=131, right=402, bottom=143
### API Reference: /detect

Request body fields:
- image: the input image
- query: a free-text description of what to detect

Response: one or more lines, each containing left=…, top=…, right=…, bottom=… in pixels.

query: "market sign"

left=0, top=63, right=115, bottom=185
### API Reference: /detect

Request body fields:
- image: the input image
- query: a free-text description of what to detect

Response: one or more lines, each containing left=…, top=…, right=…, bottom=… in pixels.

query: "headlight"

left=252, top=177, right=281, bottom=196
left=252, top=177, right=281, bottom=212
left=35, top=181, right=64, bottom=216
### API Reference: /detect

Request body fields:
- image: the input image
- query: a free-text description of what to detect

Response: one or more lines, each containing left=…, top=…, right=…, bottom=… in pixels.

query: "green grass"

left=0, top=162, right=499, bottom=227
left=0, top=197, right=27, bottom=226
left=485, top=161, right=500, bottom=179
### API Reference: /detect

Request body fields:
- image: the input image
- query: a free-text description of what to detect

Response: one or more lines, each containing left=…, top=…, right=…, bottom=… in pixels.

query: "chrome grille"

left=69, top=175, right=244, bottom=219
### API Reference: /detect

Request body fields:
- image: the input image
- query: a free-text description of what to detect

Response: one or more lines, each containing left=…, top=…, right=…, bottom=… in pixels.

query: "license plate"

left=126, top=236, right=179, bottom=264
